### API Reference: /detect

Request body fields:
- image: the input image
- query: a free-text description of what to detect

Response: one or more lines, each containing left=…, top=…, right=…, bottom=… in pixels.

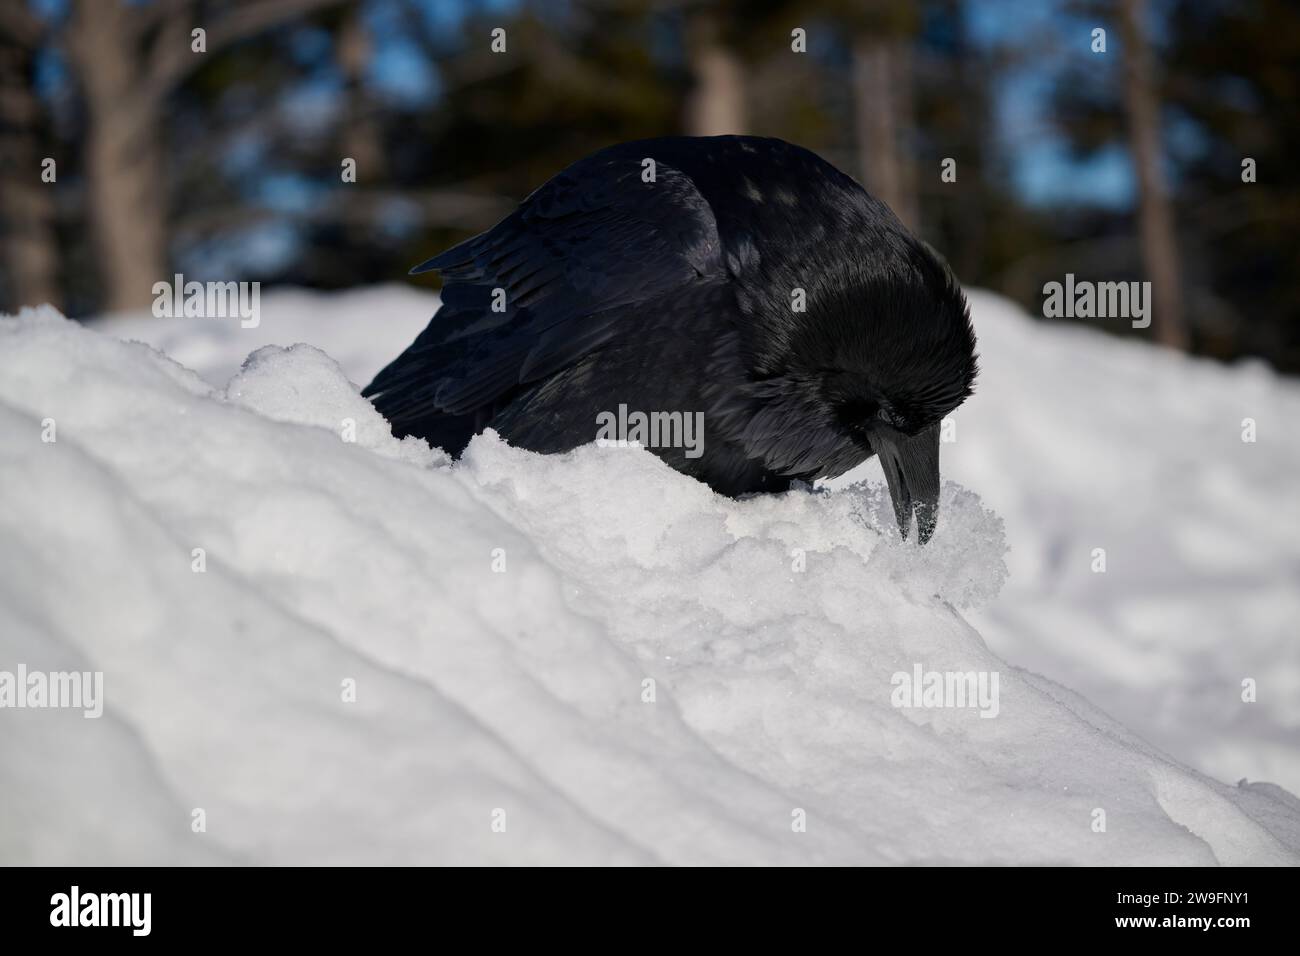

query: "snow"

left=1, top=287, right=1297, bottom=865
left=839, top=291, right=1300, bottom=797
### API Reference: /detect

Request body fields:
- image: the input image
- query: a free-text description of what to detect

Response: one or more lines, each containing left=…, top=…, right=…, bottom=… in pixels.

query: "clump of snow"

left=840, top=479, right=1009, bottom=609
left=461, top=433, right=1006, bottom=616
left=227, top=342, right=445, bottom=467
left=2, top=302, right=1297, bottom=865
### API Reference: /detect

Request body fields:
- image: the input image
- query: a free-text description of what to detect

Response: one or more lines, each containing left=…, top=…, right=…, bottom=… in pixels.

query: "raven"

left=364, top=136, right=977, bottom=543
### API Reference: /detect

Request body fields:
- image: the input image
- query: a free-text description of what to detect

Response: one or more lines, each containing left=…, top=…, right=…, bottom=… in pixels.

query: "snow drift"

left=930, top=293, right=1300, bottom=796
left=103, top=286, right=1300, bottom=798
left=1, top=295, right=1297, bottom=865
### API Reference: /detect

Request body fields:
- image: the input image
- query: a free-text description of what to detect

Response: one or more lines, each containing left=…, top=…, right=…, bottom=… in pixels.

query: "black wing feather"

left=363, top=149, right=724, bottom=439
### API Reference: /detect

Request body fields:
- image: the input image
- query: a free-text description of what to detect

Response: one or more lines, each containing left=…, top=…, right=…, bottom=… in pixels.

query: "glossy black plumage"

left=364, top=135, right=978, bottom=541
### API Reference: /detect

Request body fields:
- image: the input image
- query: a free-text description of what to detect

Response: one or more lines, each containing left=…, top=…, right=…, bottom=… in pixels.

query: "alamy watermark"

left=891, top=663, right=999, bottom=719
left=1042, top=273, right=1150, bottom=329
left=152, top=273, right=260, bottom=328
left=595, top=404, right=704, bottom=458
left=50, top=886, right=150, bottom=936
left=0, top=665, right=103, bottom=718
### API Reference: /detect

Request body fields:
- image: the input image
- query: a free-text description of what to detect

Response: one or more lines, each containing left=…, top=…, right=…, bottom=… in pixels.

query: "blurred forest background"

left=1, top=0, right=1296, bottom=370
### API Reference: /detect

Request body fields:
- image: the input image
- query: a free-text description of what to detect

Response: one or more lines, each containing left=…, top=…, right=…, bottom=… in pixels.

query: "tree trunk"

left=0, top=15, right=60, bottom=310
left=338, top=4, right=384, bottom=183
left=684, top=11, right=745, bottom=137
left=69, top=0, right=166, bottom=312
left=1119, top=0, right=1188, bottom=350
left=852, top=34, right=918, bottom=231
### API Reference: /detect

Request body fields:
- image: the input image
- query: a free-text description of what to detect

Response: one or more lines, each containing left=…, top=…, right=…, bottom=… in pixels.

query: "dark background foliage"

left=1, top=0, right=1295, bottom=369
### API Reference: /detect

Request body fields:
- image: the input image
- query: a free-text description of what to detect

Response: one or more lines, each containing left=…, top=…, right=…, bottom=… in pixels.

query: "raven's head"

left=845, top=247, right=976, bottom=543
left=784, top=240, right=978, bottom=543
left=734, top=228, right=976, bottom=542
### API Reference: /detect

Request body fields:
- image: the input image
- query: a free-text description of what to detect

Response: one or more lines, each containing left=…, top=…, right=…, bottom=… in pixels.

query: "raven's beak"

left=876, top=422, right=941, bottom=544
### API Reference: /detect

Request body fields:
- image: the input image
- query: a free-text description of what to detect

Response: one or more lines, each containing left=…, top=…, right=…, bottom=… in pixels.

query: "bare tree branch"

left=144, top=0, right=353, bottom=108
left=126, top=0, right=194, bottom=45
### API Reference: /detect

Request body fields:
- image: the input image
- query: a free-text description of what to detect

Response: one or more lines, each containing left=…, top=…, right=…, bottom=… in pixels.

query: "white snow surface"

left=0, top=286, right=1296, bottom=865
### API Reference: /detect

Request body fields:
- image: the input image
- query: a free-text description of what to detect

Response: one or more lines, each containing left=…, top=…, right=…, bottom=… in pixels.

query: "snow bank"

left=838, top=291, right=1300, bottom=795
left=2, top=303, right=1297, bottom=864
left=100, top=286, right=1300, bottom=798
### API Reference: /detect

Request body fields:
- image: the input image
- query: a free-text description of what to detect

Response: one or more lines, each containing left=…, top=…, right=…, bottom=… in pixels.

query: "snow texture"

left=0, top=288, right=1296, bottom=865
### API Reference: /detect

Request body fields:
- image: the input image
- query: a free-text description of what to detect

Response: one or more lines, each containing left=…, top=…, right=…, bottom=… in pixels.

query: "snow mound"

left=100, top=285, right=1300, bottom=798
left=913, top=290, right=1300, bottom=794
left=1, top=306, right=1297, bottom=865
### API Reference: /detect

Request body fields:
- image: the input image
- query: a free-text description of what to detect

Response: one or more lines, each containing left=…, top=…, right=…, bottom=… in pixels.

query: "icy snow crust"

left=1, top=301, right=1297, bottom=865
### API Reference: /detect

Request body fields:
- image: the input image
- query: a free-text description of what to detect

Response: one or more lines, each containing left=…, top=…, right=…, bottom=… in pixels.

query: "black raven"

left=364, top=136, right=977, bottom=543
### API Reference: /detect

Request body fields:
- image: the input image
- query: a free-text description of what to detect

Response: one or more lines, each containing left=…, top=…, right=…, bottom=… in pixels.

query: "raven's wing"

left=363, top=149, right=726, bottom=435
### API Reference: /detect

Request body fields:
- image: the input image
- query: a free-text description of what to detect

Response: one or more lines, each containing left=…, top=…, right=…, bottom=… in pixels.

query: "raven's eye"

left=835, top=399, right=878, bottom=431
left=877, top=408, right=899, bottom=427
